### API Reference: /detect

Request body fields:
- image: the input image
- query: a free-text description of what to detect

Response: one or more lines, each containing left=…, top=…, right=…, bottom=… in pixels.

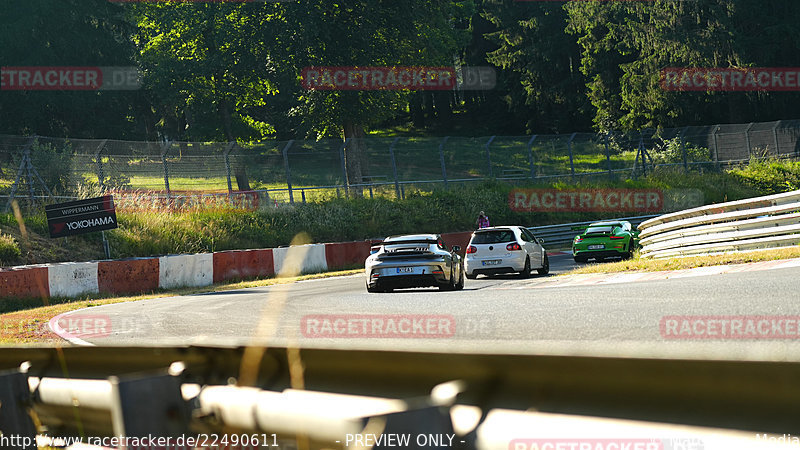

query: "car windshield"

left=471, top=230, right=516, bottom=244
left=2, top=1, right=798, bottom=445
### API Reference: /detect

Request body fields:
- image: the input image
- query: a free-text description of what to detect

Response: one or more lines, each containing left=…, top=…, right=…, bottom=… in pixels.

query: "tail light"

left=507, top=243, right=522, bottom=251
left=609, top=236, right=625, bottom=240
left=466, top=246, right=478, bottom=254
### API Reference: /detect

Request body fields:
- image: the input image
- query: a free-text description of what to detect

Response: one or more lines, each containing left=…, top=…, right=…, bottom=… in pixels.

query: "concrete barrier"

left=213, top=249, right=274, bottom=283
left=48, top=262, right=99, bottom=298
left=1, top=232, right=485, bottom=301
left=0, top=267, right=49, bottom=299
left=159, top=254, right=213, bottom=289
left=98, top=258, right=160, bottom=295
left=273, top=244, right=328, bottom=276
left=324, top=241, right=372, bottom=270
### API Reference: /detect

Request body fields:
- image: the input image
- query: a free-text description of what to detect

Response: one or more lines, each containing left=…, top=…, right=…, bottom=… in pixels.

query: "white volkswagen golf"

left=465, top=226, right=549, bottom=279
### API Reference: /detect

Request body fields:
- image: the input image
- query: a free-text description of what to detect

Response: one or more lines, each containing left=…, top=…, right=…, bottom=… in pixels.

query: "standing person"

left=476, top=211, right=490, bottom=229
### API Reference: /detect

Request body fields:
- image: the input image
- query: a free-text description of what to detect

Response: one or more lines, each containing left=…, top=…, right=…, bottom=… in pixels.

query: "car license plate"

left=588, top=244, right=605, bottom=250
left=482, top=260, right=501, bottom=266
left=396, top=267, right=414, bottom=274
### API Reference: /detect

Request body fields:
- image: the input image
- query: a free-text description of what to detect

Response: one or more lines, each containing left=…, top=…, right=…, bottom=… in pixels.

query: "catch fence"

left=2, top=119, right=799, bottom=211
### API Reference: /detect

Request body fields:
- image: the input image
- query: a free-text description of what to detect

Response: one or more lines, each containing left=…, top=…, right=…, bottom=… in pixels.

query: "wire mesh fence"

left=1, top=119, right=799, bottom=212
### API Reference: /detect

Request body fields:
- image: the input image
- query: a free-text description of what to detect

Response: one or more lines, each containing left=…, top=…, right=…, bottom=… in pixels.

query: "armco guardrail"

left=2, top=346, right=800, bottom=447
left=529, top=215, right=659, bottom=250
left=638, top=190, right=800, bottom=258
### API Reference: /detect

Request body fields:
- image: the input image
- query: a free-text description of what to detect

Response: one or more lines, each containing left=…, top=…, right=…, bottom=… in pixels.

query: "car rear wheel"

left=465, top=272, right=477, bottom=280
left=624, top=242, right=634, bottom=260
left=537, top=254, right=550, bottom=275
left=439, top=267, right=457, bottom=291
left=454, top=266, right=465, bottom=290
left=366, top=281, right=381, bottom=293
left=574, top=255, right=587, bottom=263
left=518, top=257, right=531, bottom=278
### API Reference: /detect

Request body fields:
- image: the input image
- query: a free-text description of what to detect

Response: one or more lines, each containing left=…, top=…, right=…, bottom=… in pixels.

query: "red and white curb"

left=499, top=258, right=800, bottom=290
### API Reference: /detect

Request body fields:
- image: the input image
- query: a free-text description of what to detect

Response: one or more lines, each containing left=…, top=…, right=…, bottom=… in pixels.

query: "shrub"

left=0, top=233, right=21, bottom=265
left=728, top=158, right=800, bottom=194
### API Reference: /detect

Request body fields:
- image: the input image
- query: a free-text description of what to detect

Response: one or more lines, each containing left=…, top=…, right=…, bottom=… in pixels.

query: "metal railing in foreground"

left=1, top=346, right=799, bottom=449
left=638, top=190, right=800, bottom=258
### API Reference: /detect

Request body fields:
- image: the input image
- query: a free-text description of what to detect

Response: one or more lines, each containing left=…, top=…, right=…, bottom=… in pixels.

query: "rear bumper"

left=368, top=274, right=445, bottom=289
left=467, top=266, right=519, bottom=277
left=366, top=261, right=449, bottom=289
left=465, top=254, right=525, bottom=276
left=573, top=249, right=626, bottom=260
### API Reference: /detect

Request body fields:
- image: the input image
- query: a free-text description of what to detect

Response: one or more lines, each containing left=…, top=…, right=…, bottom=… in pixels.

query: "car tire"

left=466, top=272, right=477, bottom=280
left=518, top=257, right=532, bottom=278
left=574, top=255, right=587, bottom=263
left=455, top=266, right=465, bottom=290
left=366, top=281, right=381, bottom=293
left=624, top=242, right=634, bottom=260
left=595, top=256, right=605, bottom=263
left=537, top=254, right=550, bottom=275
left=439, top=267, right=456, bottom=291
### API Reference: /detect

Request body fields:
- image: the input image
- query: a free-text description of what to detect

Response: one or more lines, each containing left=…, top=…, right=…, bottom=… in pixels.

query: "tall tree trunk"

left=435, top=91, right=453, bottom=124
left=343, top=121, right=365, bottom=197
left=411, top=92, right=425, bottom=128
left=218, top=94, right=252, bottom=192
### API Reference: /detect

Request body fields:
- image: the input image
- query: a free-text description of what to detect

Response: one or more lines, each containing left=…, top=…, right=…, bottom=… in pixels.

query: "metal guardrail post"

left=3, top=137, right=36, bottom=212
left=526, top=135, right=537, bottom=179
left=94, top=139, right=108, bottom=192
left=680, top=127, right=688, bottom=173
left=772, top=121, right=781, bottom=156
left=711, top=125, right=721, bottom=167
left=110, top=373, right=190, bottom=439
left=744, top=122, right=755, bottom=159
left=338, top=138, right=350, bottom=198
left=389, top=137, right=401, bottom=199
left=439, top=136, right=450, bottom=189
left=0, top=370, right=37, bottom=450
left=223, top=141, right=236, bottom=199
left=567, top=133, right=577, bottom=180
left=281, top=140, right=295, bottom=204
left=638, top=133, right=647, bottom=177
left=24, top=147, right=36, bottom=206
left=485, top=135, right=495, bottom=178
left=160, top=140, right=172, bottom=202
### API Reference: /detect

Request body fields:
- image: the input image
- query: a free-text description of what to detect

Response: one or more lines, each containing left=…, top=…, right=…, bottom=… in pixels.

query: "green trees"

left=565, top=0, right=800, bottom=131
left=0, top=0, right=142, bottom=138
left=2, top=0, right=800, bottom=140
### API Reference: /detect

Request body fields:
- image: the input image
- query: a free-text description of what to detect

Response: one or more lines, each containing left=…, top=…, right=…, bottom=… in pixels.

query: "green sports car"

left=572, top=220, right=639, bottom=263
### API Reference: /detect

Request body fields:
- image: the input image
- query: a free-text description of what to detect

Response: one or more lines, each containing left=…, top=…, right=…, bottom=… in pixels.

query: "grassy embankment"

left=2, top=159, right=798, bottom=268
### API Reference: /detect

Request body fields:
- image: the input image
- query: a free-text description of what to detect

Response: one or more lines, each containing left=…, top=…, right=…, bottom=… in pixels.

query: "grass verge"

left=0, top=269, right=362, bottom=345
left=565, top=247, right=800, bottom=275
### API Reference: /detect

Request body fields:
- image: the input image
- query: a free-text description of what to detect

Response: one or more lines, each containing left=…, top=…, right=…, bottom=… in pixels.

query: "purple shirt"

left=477, top=215, right=490, bottom=229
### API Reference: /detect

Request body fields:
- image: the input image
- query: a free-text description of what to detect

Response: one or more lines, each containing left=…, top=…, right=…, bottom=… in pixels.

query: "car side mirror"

left=451, top=245, right=461, bottom=253
left=537, top=238, right=545, bottom=245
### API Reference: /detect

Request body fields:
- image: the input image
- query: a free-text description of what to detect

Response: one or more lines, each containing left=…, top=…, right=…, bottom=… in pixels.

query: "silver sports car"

left=365, top=234, right=465, bottom=293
